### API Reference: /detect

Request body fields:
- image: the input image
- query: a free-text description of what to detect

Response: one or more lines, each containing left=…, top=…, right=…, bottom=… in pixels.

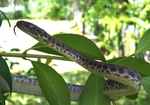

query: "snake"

left=0, top=21, right=141, bottom=101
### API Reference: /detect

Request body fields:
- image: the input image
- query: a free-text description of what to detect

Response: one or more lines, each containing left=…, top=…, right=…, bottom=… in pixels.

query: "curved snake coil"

left=3, top=21, right=141, bottom=101
left=0, top=75, right=83, bottom=101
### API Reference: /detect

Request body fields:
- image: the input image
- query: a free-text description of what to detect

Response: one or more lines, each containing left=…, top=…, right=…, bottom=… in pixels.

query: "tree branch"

left=0, top=52, right=71, bottom=61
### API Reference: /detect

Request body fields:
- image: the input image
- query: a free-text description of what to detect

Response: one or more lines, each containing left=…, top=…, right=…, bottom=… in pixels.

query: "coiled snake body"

left=0, top=21, right=141, bottom=101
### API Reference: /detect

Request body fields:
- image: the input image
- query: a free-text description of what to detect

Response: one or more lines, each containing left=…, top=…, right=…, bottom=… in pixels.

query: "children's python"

left=0, top=21, right=142, bottom=101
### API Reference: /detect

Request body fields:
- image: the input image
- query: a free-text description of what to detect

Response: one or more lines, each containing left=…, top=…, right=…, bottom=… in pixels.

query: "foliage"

left=9, top=0, right=149, bottom=57
left=20, top=0, right=75, bottom=19
left=31, top=61, right=70, bottom=105
left=0, top=0, right=9, bottom=7
left=0, top=29, right=150, bottom=104
left=1, top=0, right=150, bottom=105
left=0, top=10, right=11, bottom=27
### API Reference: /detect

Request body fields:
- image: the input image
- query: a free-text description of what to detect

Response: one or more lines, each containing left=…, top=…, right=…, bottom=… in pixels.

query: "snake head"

left=14, top=21, right=26, bottom=35
left=14, top=21, right=30, bottom=34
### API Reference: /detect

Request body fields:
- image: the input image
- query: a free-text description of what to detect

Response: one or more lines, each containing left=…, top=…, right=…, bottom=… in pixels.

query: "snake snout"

left=14, top=21, right=26, bottom=35
left=16, top=21, right=25, bottom=28
left=14, top=21, right=24, bottom=35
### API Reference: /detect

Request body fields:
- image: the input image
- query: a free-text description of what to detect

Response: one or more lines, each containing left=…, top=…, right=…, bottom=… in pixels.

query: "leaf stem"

left=0, top=52, right=70, bottom=61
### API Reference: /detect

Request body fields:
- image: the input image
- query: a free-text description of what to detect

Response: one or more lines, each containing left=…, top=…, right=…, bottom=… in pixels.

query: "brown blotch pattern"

left=16, top=21, right=142, bottom=97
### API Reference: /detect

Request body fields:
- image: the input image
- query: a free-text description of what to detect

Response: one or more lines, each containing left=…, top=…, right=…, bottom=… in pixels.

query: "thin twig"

left=0, top=52, right=71, bottom=61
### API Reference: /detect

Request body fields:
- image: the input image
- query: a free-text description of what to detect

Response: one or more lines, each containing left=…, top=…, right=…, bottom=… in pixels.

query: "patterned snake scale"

left=2, top=21, right=142, bottom=101
left=0, top=75, right=83, bottom=101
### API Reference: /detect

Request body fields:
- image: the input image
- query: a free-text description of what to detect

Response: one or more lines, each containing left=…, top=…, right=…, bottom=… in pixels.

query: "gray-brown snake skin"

left=0, top=75, right=82, bottom=101
left=0, top=21, right=142, bottom=101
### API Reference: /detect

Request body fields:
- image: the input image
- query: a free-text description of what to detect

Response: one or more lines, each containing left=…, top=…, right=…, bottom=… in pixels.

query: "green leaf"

left=45, top=58, right=52, bottom=65
left=0, top=16, right=2, bottom=27
left=125, top=93, right=138, bottom=100
left=0, top=10, right=11, bottom=27
left=79, top=74, right=111, bottom=105
left=142, top=77, right=150, bottom=94
left=31, top=61, right=70, bottom=105
left=135, top=29, right=150, bottom=55
left=27, top=42, right=62, bottom=56
left=0, top=56, right=12, bottom=93
left=28, top=34, right=106, bottom=62
left=10, top=48, right=20, bottom=52
left=0, top=90, right=5, bottom=105
left=107, top=57, right=150, bottom=76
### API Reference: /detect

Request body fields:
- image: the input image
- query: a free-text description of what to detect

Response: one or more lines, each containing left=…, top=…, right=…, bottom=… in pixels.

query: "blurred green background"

left=0, top=0, right=150, bottom=105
